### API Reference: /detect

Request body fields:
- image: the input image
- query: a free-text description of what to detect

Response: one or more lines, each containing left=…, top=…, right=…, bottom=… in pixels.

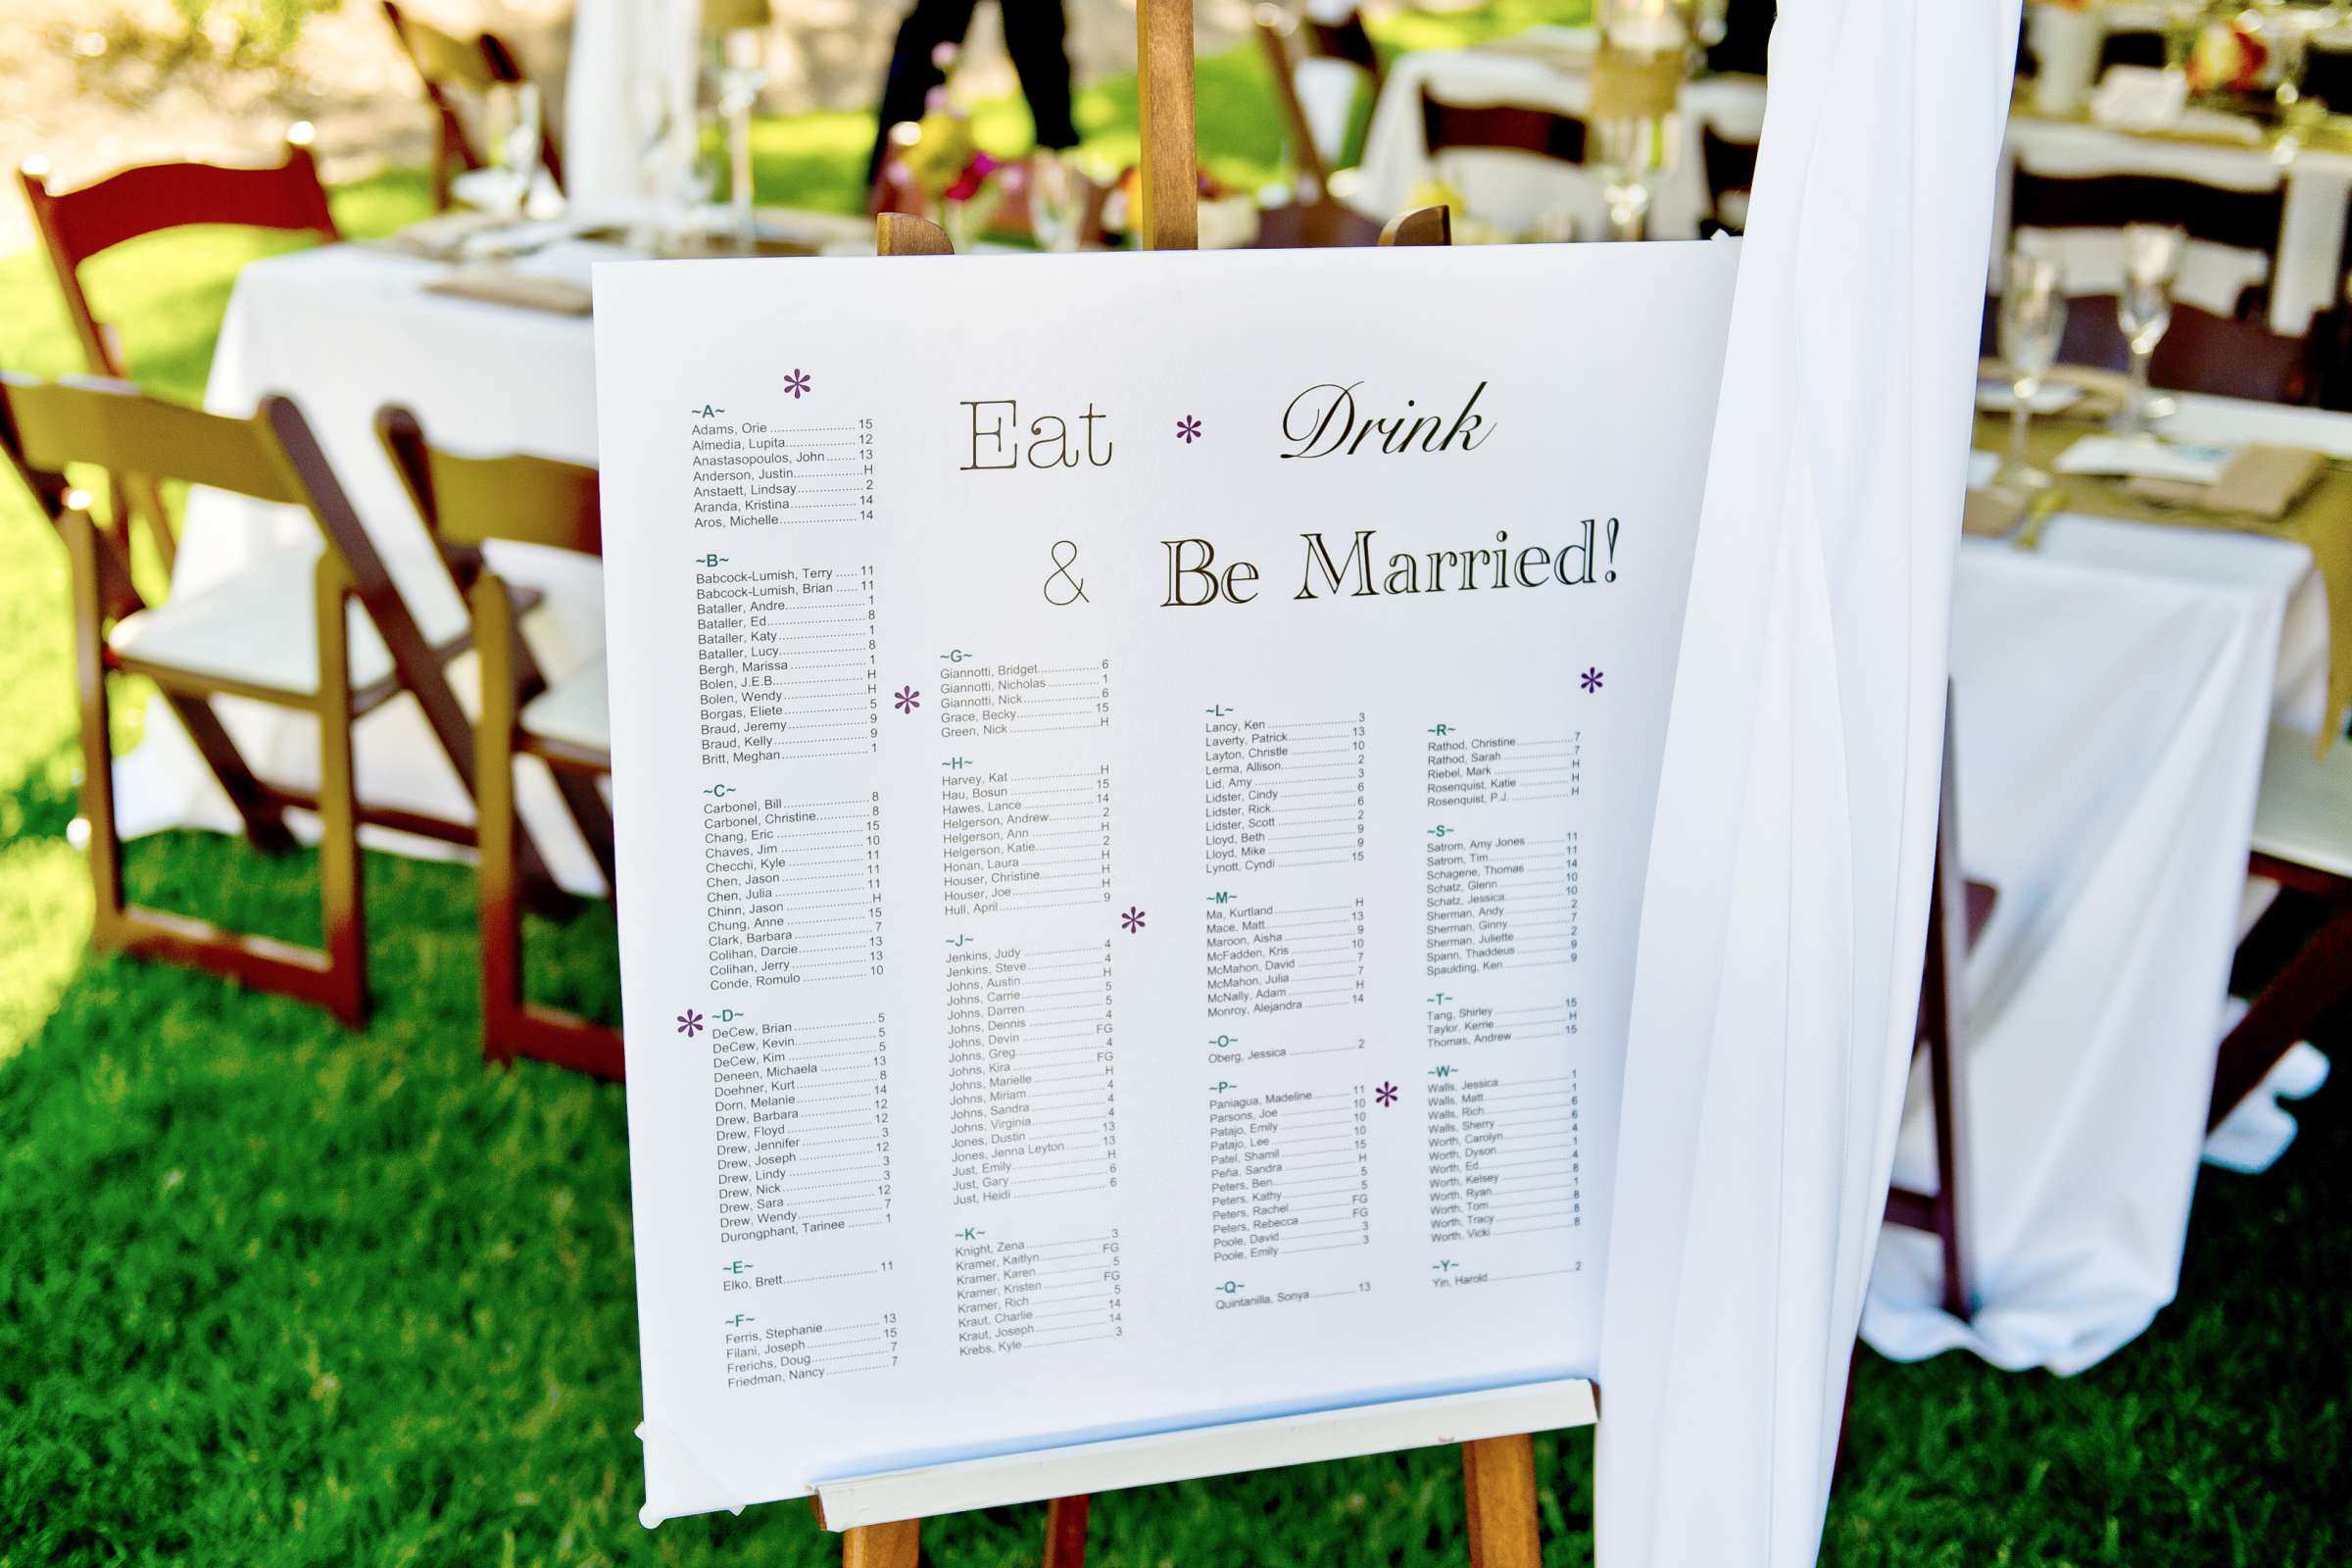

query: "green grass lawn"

left=1, top=20, right=2347, bottom=1566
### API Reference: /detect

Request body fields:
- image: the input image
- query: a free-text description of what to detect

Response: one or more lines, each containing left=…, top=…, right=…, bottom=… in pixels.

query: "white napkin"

left=2090, top=65, right=2188, bottom=131
left=2054, top=433, right=2235, bottom=483
left=1977, top=379, right=2084, bottom=415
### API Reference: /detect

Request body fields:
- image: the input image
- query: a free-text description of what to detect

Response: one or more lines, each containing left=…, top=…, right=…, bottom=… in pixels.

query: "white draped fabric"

left=1597, top=2, right=2022, bottom=1563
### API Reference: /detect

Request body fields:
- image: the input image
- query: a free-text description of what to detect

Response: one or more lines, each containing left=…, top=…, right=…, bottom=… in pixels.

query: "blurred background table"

left=1868, top=389, right=2334, bottom=1372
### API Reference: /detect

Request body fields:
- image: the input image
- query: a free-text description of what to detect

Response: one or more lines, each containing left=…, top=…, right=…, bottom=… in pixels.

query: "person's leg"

left=1000, top=0, right=1078, bottom=150
left=868, top=0, right=984, bottom=183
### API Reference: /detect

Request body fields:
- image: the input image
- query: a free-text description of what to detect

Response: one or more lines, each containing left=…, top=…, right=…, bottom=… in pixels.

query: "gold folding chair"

left=1253, top=3, right=1384, bottom=199
left=380, top=0, right=564, bottom=209
left=378, top=406, right=620, bottom=1080
left=0, top=375, right=561, bottom=1025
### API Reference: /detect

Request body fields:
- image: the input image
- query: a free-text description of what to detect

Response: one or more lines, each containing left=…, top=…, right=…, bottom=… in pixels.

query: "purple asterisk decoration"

left=675, top=1008, right=705, bottom=1037
left=894, top=686, right=920, bottom=713
left=1120, top=906, right=1147, bottom=934
left=785, top=369, right=811, bottom=398
left=1375, top=1081, right=1398, bottom=1107
left=1176, top=415, right=1201, bottom=444
left=1580, top=666, right=1604, bottom=694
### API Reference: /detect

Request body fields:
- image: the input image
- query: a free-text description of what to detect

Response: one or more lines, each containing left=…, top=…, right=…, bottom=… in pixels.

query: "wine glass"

left=1995, top=242, right=2069, bottom=497
left=712, top=24, right=767, bottom=254
left=2113, top=222, right=2184, bottom=438
left=481, top=80, right=543, bottom=220
left=1028, top=148, right=1086, bottom=253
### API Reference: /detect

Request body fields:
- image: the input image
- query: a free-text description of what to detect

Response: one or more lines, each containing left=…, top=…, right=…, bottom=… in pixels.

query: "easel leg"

left=1460, top=1435, right=1542, bottom=1568
left=1042, top=1494, right=1090, bottom=1568
left=841, top=1519, right=919, bottom=1568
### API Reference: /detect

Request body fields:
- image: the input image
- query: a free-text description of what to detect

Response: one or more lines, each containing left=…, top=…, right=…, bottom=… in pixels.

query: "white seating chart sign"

left=593, top=243, right=1737, bottom=1523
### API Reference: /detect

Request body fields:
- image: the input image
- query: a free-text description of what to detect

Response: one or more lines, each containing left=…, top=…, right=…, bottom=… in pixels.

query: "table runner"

left=1974, top=411, right=2352, bottom=734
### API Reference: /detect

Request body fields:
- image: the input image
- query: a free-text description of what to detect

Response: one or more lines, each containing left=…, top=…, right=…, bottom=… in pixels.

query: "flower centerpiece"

left=876, top=44, right=1011, bottom=248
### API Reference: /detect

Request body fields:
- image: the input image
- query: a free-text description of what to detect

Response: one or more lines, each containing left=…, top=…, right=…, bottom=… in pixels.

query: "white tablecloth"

left=1352, top=46, right=1765, bottom=241
left=1357, top=42, right=2352, bottom=332
left=1863, top=392, right=2333, bottom=1374
left=123, top=243, right=612, bottom=893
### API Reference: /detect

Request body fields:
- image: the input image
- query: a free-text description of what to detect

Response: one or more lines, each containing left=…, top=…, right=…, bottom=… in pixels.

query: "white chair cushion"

left=520, top=657, right=609, bottom=755
left=2252, top=723, right=2352, bottom=882
left=108, top=549, right=422, bottom=696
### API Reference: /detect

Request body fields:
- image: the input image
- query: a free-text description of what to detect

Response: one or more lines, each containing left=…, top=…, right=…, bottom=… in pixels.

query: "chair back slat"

left=2071, top=294, right=2312, bottom=404
left=1421, top=92, right=1587, bottom=166
left=382, top=1, right=563, bottom=201
left=0, top=374, right=306, bottom=504
left=2010, top=170, right=2285, bottom=259
left=1700, top=124, right=1759, bottom=223
left=1306, top=12, right=1381, bottom=79
left=21, top=147, right=337, bottom=273
left=1977, top=292, right=2315, bottom=405
left=377, top=407, right=602, bottom=558
left=388, top=3, right=510, bottom=92
left=1251, top=200, right=1385, bottom=248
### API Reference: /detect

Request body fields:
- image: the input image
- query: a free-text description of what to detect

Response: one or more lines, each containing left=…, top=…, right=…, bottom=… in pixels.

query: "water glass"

left=2114, top=223, right=2185, bottom=437
left=482, top=81, right=543, bottom=220
left=1995, top=244, right=2069, bottom=496
left=1029, top=149, right=1086, bottom=253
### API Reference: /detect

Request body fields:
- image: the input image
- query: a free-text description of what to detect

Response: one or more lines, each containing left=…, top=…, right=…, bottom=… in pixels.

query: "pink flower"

left=944, top=150, right=1001, bottom=203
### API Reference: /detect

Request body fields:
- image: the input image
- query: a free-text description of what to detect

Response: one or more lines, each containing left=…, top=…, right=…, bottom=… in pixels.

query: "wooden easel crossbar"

left=823, top=3, right=1587, bottom=1564
left=813, top=1380, right=1594, bottom=1565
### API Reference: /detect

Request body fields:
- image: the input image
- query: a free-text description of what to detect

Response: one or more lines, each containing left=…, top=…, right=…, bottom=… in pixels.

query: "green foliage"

left=1, top=20, right=2346, bottom=1564
left=165, top=0, right=343, bottom=68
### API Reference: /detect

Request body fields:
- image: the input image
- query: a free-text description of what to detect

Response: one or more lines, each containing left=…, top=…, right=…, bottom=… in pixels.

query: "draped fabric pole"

left=1135, top=0, right=1200, bottom=251
left=1594, top=2, right=2023, bottom=1564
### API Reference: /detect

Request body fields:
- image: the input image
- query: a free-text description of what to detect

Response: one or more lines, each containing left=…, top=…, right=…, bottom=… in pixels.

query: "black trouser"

left=867, top=0, right=1078, bottom=184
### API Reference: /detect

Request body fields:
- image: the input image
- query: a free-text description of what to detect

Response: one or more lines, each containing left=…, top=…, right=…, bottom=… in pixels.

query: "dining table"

left=1867, top=389, right=2339, bottom=1374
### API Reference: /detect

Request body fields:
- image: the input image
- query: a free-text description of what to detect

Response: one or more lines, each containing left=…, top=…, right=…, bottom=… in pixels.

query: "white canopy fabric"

left=1597, top=2, right=2023, bottom=1564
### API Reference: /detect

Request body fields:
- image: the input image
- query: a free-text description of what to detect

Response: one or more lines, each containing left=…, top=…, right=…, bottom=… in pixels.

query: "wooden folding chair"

left=2009, top=167, right=2287, bottom=320
left=378, top=407, right=620, bottom=1081
left=1882, top=696, right=1991, bottom=1322
left=2067, top=295, right=2313, bottom=405
left=1421, top=93, right=1589, bottom=167
left=380, top=0, right=564, bottom=210
left=17, top=129, right=339, bottom=576
left=1699, top=123, right=1758, bottom=236
left=0, top=375, right=566, bottom=1025
left=2207, top=725, right=2352, bottom=1131
left=1253, top=3, right=1383, bottom=199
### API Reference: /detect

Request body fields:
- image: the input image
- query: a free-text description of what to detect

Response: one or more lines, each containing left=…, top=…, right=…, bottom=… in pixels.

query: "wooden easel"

left=848, top=4, right=1547, bottom=1563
